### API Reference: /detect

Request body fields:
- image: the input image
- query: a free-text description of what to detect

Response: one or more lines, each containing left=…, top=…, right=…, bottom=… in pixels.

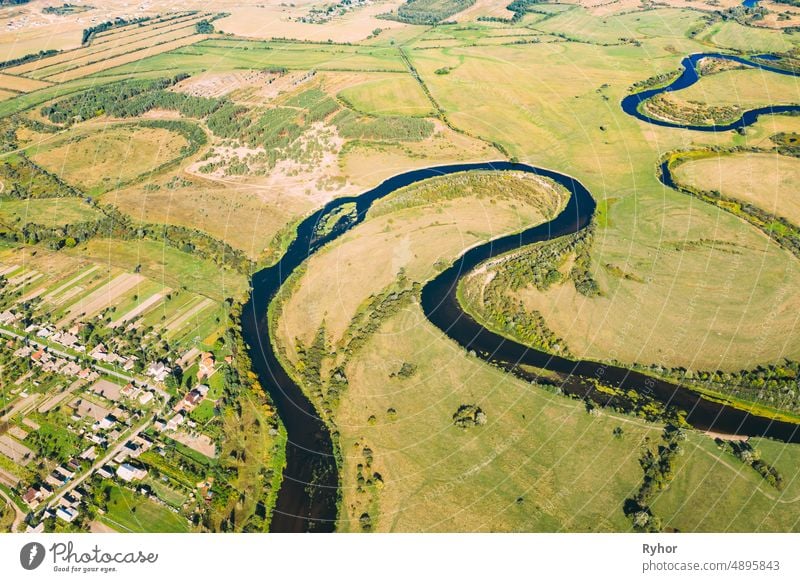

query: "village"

left=0, top=301, right=225, bottom=533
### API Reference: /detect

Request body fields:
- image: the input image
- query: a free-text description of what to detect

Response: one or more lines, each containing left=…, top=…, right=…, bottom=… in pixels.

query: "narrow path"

left=0, top=488, right=25, bottom=532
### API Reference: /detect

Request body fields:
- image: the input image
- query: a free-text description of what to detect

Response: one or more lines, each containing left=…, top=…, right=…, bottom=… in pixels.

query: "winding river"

left=621, top=52, right=800, bottom=131
left=242, top=53, right=800, bottom=532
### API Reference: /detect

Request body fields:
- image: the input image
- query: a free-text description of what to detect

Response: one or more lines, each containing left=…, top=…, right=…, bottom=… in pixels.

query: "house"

left=56, top=507, right=78, bottom=523
left=22, top=487, right=43, bottom=508
left=0, top=310, right=18, bottom=324
left=46, top=473, right=66, bottom=488
left=56, top=465, right=75, bottom=480
left=153, top=419, right=167, bottom=432
left=96, top=466, right=113, bottom=479
left=30, top=349, right=45, bottom=362
left=80, top=446, right=97, bottom=461
left=36, top=327, right=54, bottom=338
left=146, top=362, right=170, bottom=383
left=197, top=352, right=215, bottom=380
left=116, top=463, right=147, bottom=482
left=138, top=391, right=154, bottom=405
left=97, top=415, right=116, bottom=430
left=183, top=390, right=203, bottom=408
left=166, top=412, right=184, bottom=431
left=56, top=332, right=79, bottom=348
left=61, top=362, right=81, bottom=376
left=89, top=344, right=108, bottom=361
left=195, top=384, right=209, bottom=397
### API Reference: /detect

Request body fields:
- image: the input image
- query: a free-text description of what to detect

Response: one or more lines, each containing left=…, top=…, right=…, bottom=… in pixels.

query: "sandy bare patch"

left=454, top=0, right=514, bottom=22
left=171, top=430, right=216, bottom=458
left=91, top=379, right=123, bottom=402
left=187, top=121, right=352, bottom=207
left=70, top=397, right=111, bottom=422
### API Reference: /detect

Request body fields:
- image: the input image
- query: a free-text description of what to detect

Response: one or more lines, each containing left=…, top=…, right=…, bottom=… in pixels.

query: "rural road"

left=46, top=393, right=169, bottom=509
left=0, top=488, right=25, bottom=532
left=0, top=326, right=164, bottom=393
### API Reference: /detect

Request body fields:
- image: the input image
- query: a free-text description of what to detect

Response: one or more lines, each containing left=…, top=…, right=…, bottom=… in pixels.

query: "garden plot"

left=0, top=434, right=35, bottom=466
left=57, top=272, right=145, bottom=327
left=110, top=291, right=168, bottom=329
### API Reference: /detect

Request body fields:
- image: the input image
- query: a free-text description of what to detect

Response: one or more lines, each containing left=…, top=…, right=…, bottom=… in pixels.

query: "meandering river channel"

left=242, top=53, right=800, bottom=532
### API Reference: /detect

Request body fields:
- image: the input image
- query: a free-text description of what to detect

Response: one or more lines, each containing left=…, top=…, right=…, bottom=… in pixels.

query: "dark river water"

left=243, top=52, right=800, bottom=532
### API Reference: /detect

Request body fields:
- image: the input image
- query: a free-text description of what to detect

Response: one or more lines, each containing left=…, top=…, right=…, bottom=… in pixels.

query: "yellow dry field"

left=21, top=19, right=207, bottom=81
left=42, top=35, right=208, bottom=83
left=273, top=171, right=663, bottom=532
left=89, top=12, right=206, bottom=46
left=0, top=13, right=86, bottom=62
left=214, top=0, right=410, bottom=43
left=5, top=13, right=204, bottom=76
left=30, top=123, right=188, bottom=191
left=107, top=174, right=315, bottom=261
left=0, top=245, right=90, bottom=291
left=110, top=113, right=494, bottom=260
left=0, top=88, right=16, bottom=101
left=0, top=73, right=51, bottom=92
left=453, top=0, right=515, bottom=21
left=674, top=152, right=800, bottom=226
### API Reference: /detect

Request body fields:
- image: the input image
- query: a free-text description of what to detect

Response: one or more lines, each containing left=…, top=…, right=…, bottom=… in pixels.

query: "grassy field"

left=673, top=151, right=800, bottom=226
left=0, top=197, right=102, bottom=227
left=105, top=173, right=315, bottom=262
left=0, top=496, right=14, bottom=532
left=101, top=39, right=409, bottom=78
left=102, top=484, right=191, bottom=533
left=466, top=188, right=800, bottom=371
left=1, top=0, right=800, bottom=534
left=29, top=123, right=189, bottom=194
left=698, top=20, right=800, bottom=53
left=401, top=14, right=800, bottom=374
left=650, top=434, right=800, bottom=531
left=338, top=74, right=433, bottom=116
